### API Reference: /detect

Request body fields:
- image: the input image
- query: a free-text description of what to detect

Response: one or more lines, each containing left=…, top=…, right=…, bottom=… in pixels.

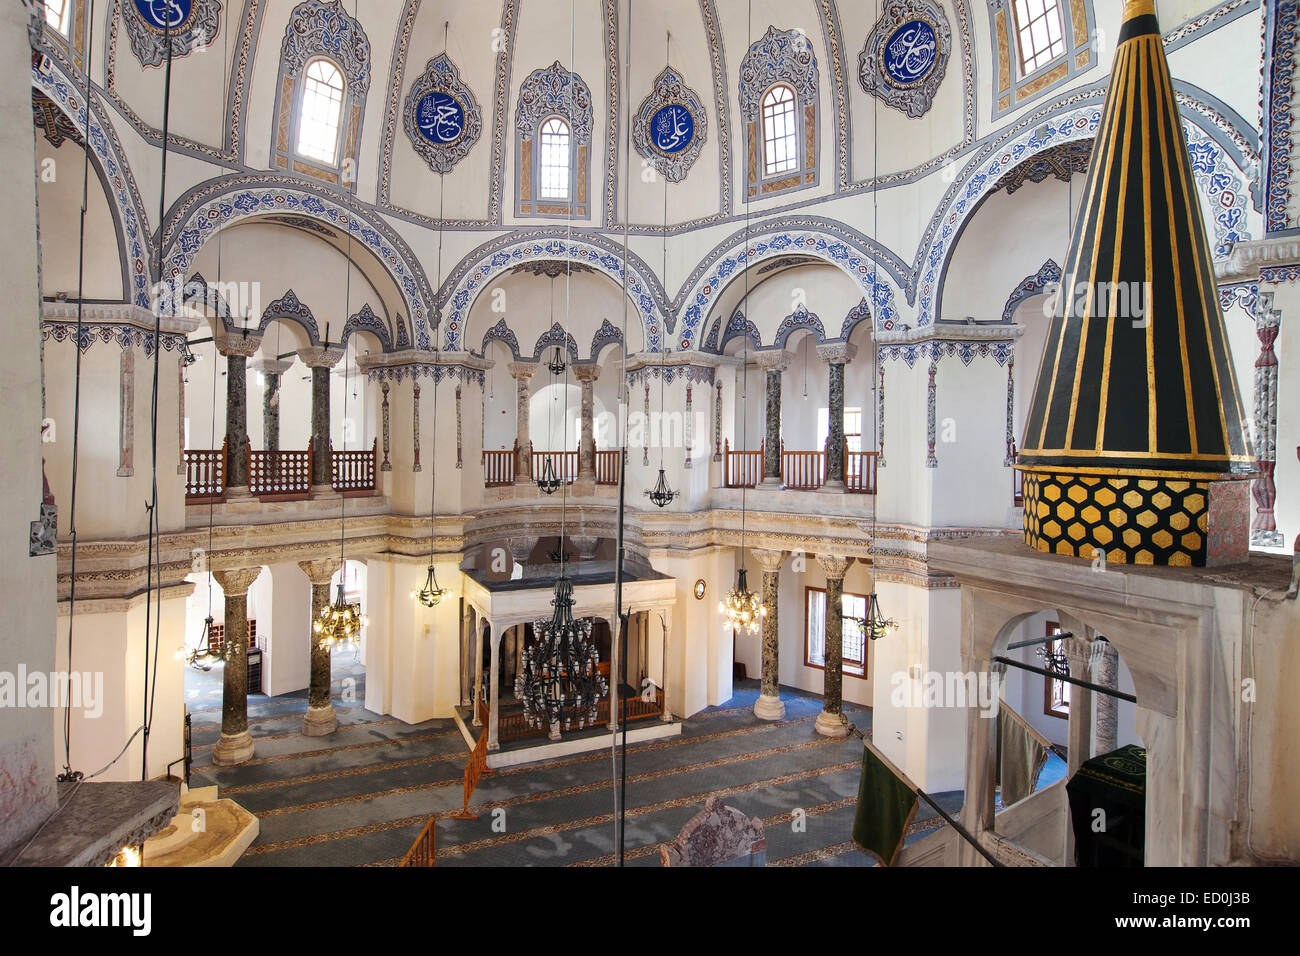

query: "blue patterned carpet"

left=187, top=662, right=962, bottom=867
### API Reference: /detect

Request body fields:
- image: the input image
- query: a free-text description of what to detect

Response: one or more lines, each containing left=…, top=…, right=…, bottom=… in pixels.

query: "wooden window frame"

left=804, top=586, right=867, bottom=678
left=1043, top=619, right=1069, bottom=719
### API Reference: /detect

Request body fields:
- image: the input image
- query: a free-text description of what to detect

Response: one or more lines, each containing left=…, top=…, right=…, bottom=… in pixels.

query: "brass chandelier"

left=515, top=576, right=608, bottom=733
left=315, top=581, right=367, bottom=649
left=718, top=567, right=765, bottom=634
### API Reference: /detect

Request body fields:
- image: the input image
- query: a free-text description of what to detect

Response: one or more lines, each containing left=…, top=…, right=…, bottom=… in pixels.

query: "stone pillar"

left=752, top=548, right=786, bottom=720
left=215, top=333, right=261, bottom=495
left=608, top=612, right=623, bottom=732
left=817, top=343, right=857, bottom=490
left=298, top=558, right=342, bottom=736
left=488, top=623, right=502, bottom=751
left=754, top=351, right=791, bottom=484
left=1093, top=639, right=1120, bottom=755
left=472, top=617, right=485, bottom=727
left=660, top=612, right=673, bottom=722
left=1062, top=630, right=1095, bottom=865
left=574, top=364, right=600, bottom=479
left=254, top=357, right=292, bottom=454
left=298, top=346, right=344, bottom=493
left=815, top=554, right=853, bottom=736
left=460, top=601, right=473, bottom=707
left=509, top=362, right=537, bottom=482
left=211, top=566, right=264, bottom=765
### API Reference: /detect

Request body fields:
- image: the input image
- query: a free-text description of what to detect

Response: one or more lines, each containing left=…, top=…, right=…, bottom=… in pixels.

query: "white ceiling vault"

left=30, top=0, right=1267, bottom=353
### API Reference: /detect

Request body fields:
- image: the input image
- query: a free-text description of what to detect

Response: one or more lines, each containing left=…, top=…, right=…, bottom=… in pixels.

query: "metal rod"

left=914, top=788, right=1003, bottom=867
left=993, top=656, right=1137, bottom=702
left=1005, top=632, right=1073, bottom=651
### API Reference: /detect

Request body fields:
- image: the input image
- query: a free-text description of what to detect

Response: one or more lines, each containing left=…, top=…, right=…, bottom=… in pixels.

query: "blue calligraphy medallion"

left=883, top=19, right=937, bottom=85
left=133, top=0, right=193, bottom=30
left=416, top=92, right=467, bottom=145
left=649, top=104, right=694, bottom=154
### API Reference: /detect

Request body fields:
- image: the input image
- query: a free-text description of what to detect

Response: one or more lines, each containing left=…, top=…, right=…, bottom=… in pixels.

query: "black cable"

left=59, top=0, right=99, bottom=784
left=141, top=5, right=176, bottom=781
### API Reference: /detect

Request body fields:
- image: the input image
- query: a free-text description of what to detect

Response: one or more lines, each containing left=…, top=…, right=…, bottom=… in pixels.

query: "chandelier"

left=547, top=345, right=568, bottom=376
left=410, top=564, right=447, bottom=608
left=515, top=577, right=607, bottom=734
left=315, top=582, right=366, bottom=649
left=718, top=567, right=765, bottom=634
left=537, top=454, right=561, bottom=494
left=853, top=590, right=898, bottom=642
left=644, top=466, right=679, bottom=508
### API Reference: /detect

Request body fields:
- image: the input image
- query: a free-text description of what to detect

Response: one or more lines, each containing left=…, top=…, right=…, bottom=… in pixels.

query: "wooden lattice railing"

left=332, top=438, right=377, bottom=493
left=483, top=445, right=515, bottom=486
left=844, top=449, right=879, bottom=494
left=399, top=816, right=437, bottom=867
left=247, top=439, right=313, bottom=498
left=723, top=438, right=764, bottom=488
left=184, top=439, right=228, bottom=502
left=532, top=447, right=579, bottom=484
left=496, top=684, right=664, bottom=742
left=781, top=441, right=825, bottom=490
left=595, top=449, right=621, bottom=485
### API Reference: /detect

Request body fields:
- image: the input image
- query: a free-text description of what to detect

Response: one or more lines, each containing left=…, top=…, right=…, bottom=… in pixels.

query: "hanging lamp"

left=645, top=152, right=678, bottom=510
left=645, top=466, right=679, bottom=508
left=718, top=567, right=765, bottom=634
left=515, top=576, right=607, bottom=733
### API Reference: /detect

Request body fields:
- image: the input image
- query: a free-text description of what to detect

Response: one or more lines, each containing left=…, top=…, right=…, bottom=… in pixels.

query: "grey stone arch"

left=838, top=298, right=873, bottom=342
left=589, top=318, right=624, bottom=362
left=772, top=305, right=825, bottom=349
left=181, top=273, right=237, bottom=335
left=530, top=323, right=580, bottom=364
left=269, top=0, right=372, bottom=189
left=257, top=289, right=322, bottom=345
left=718, top=311, right=763, bottom=352
left=340, top=303, right=394, bottom=352
left=478, top=318, right=521, bottom=360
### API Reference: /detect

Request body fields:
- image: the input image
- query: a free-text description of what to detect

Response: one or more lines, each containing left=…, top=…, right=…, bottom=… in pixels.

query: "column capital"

left=572, top=363, right=602, bottom=383
left=816, top=342, right=858, bottom=366
left=508, top=361, right=539, bottom=380
left=298, top=557, right=342, bottom=586
left=752, top=349, right=793, bottom=372
left=212, top=566, right=263, bottom=597
left=252, top=356, right=295, bottom=377
left=297, top=345, right=346, bottom=369
left=214, top=330, right=263, bottom=358
left=1062, top=635, right=1098, bottom=676
left=751, top=548, right=786, bottom=572
left=815, top=554, right=853, bottom=579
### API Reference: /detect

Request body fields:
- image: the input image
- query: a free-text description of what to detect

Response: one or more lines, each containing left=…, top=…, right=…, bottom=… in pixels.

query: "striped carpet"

left=186, top=661, right=960, bottom=866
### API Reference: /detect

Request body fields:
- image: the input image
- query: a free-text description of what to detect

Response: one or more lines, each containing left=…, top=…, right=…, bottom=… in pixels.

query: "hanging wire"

left=140, top=0, right=179, bottom=779
left=59, top=0, right=100, bottom=782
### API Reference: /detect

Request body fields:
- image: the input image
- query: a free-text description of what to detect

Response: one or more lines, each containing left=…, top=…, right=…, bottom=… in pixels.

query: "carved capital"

left=297, top=346, right=346, bottom=369
left=816, top=342, right=858, bottom=366
left=252, top=357, right=295, bottom=377
left=212, top=566, right=264, bottom=597
left=815, top=554, right=853, bottom=579
left=572, top=363, right=602, bottom=383
left=751, top=548, right=786, bottom=572
left=298, top=557, right=343, bottom=586
left=508, top=361, right=539, bottom=381
left=752, top=349, right=793, bottom=372
left=215, top=331, right=263, bottom=358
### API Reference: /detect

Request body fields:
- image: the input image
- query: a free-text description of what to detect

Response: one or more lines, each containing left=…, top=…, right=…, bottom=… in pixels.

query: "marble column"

left=254, top=357, right=292, bottom=454
left=211, top=566, right=264, bottom=766
left=752, top=548, right=787, bottom=720
left=815, top=554, right=853, bottom=736
left=1062, top=632, right=1095, bottom=776
left=574, top=364, right=600, bottom=479
left=488, top=623, right=502, bottom=750
left=660, top=612, right=673, bottom=721
left=298, top=558, right=342, bottom=736
left=460, top=601, right=474, bottom=707
left=817, top=343, right=857, bottom=490
left=472, top=618, right=485, bottom=727
left=1093, top=639, right=1120, bottom=755
left=215, top=333, right=261, bottom=495
left=754, top=351, right=791, bottom=485
left=509, top=362, right=537, bottom=482
left=298, top=346, right=344, bottom=494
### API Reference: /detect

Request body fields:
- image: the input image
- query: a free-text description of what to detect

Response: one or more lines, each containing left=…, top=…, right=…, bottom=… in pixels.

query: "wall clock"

left=694, top=579, right=707, bottom=600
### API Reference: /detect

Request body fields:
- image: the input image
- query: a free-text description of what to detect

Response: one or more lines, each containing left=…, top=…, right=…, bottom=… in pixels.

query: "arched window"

left=989, top=0, right=1094, bottom=118
left=539, top=117, right=571, bottom=200
left=739, top=27, right=819, bottom=199
left=297, top=58, right=345, bottom=164
left=1011, top=0, right=1066, bottom=75
left=43, top=0, right=71, bottom=36
left=761, top=85, right=799, bottom=176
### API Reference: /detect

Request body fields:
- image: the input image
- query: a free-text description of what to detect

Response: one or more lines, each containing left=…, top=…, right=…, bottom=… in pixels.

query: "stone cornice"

left=357, top=349, right=493, bottom=372
left=1215, top=236, right=1300, bottom=284
left=42, top=301, right=200, bottom=336
left=876, top=323, right=1024, bottom=345
left=623, top=350, right=741, bottom=373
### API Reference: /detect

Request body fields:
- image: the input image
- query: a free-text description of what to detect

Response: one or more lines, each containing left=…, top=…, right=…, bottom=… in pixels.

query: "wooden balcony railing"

left=399, top=816, right=437, bottom=867
left=845, top=448, right=879, bottom=495
left=781, top=441, right=825, bottom=490
left=595, top=449, right=621, bottom=485
left=496, top=683, right=664, bottom=742
left=532, top=447, right=579, bottom=485
left=723, top=438, right=764, bottom=488
left=248, top=438, right=312, bottom=499
left=184, top=439, right=228, bottom=502
left=332, top=438, right=377, bottom=493
left=483, top=445, right=516, bottom=487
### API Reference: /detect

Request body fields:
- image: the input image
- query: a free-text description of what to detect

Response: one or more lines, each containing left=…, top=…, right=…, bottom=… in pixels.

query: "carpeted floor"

left=187, top=661, right=962, bottom=867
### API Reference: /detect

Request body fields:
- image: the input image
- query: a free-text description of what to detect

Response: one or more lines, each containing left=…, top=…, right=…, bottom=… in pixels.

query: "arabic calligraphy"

left=649, top=104, right=694, bottom=154
left=416, top=92, right=466, bottom=145
left=134, top=0, right=191, bottom=30
left=883, top=19, right=937, bottom=85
